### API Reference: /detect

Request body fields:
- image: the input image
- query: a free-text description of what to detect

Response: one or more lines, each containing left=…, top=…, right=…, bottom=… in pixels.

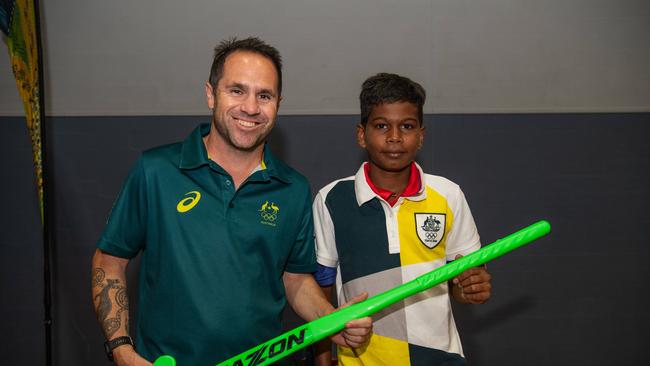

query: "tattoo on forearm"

left=116, top=288, right=129, bottom=309
left=93, top=270, right=129, bottom=339
left=103, top=318, right=121, bottom=339
left=116, top=287, right=129, bottom=333
left=92, top=268, right=105, bottom=288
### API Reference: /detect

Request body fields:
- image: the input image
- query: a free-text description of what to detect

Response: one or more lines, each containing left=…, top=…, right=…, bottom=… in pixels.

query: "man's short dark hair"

left=359, top=73, right=426, bottom=125
left=209, top=37, right=283, bottom=95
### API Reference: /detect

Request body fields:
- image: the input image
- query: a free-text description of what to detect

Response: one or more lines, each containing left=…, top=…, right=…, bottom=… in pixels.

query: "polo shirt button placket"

left=224, top=178, right=235, bottom=211
left=385, top=207, right=400, bottom=254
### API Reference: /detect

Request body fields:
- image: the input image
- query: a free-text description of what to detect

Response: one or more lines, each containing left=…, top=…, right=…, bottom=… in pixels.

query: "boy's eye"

left=374, top=123, right=388, bottom=129
left=401, top=123, right=415, bottom=130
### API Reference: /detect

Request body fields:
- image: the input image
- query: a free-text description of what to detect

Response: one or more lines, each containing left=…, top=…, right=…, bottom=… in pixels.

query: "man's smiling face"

left=205, top=50, right=280, bottom=152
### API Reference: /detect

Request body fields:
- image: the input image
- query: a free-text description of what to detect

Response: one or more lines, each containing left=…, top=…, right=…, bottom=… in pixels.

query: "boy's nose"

left=387, top=128, right=403, bottom=142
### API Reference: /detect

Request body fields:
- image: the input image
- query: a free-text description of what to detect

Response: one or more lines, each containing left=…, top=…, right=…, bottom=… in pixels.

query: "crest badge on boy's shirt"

left=415, top=213, right=446, bottom=248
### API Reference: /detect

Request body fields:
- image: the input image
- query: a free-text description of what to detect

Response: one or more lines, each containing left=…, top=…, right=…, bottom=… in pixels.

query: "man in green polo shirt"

left=91, top=37, right=372, bottom=366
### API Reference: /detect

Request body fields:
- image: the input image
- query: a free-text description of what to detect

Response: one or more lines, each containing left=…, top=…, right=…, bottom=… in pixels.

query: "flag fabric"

left=1, top=0, right=44, bottom=222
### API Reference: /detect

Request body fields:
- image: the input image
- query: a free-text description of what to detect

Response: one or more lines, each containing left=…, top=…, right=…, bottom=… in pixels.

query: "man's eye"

left=259, top=94, right=272, bottom=101
left=230, top=89, right=244, bottom=95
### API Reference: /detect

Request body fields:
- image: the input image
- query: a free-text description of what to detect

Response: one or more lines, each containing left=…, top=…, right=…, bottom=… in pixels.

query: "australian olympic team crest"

left=259, top=200, right=280, bottom=226
left=415, top=213, right=446, bottom=249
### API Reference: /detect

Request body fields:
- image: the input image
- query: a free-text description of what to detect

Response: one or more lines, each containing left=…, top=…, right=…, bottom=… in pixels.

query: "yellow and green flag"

left=1, top=0, right=44, bottom=222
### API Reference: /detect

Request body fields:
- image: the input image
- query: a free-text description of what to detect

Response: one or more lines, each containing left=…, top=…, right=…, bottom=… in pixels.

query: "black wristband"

left=104, top=336, right=135, bottom=362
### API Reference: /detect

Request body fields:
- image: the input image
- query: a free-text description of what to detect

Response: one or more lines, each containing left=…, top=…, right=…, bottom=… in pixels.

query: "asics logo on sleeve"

left=176, top=191, right=201, bottom=213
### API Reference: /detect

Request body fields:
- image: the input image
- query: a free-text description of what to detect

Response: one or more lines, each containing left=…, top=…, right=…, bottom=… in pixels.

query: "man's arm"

left=282, top=272, right=372, bottom=349
left=312, top=285, right=334, bottom=366
left=92, top=249, right=151, bottom=366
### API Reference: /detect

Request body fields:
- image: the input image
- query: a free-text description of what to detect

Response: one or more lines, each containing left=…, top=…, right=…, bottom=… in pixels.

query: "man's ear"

left=205, top=82, right=215, bottom=110
left=356, top=123, right=367, bottom=148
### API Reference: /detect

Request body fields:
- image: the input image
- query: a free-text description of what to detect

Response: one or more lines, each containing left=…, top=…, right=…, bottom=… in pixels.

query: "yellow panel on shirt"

left=398, top=186, right=454, bottom=267
left=338, top=333, right=410, bottom=366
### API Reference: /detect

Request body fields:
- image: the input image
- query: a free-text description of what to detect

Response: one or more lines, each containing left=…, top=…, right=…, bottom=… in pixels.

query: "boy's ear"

left=356, top=123, right=367, bottom=148
left=418, top=125, right=425, bottom=149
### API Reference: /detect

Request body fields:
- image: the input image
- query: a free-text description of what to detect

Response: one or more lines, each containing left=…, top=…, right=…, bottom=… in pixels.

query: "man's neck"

left=203, top=132, right=263, bottom=189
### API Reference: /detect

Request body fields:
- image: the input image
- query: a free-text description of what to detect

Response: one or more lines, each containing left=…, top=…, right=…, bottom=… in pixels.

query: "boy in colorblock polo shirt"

left=91, top=37, right=371, bottom=366
left=313, top=73, right=492, bottom=366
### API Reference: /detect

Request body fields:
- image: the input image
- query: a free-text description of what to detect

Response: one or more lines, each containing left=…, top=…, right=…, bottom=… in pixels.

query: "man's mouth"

left=233, top=117, right=264, bottom=128
left=236, top=119, right=258, bottom=127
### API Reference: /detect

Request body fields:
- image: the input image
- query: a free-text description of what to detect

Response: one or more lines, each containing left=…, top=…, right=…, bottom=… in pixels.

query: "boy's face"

left=357, top=101, right=424, bottom=174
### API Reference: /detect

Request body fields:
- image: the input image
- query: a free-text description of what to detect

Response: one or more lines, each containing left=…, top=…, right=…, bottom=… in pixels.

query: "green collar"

left=178, top=123, right=291, bottom=184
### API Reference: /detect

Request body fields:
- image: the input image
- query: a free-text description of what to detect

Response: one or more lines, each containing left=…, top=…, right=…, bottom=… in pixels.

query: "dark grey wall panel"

left=432, top=114, right=650, bottom=364
left=1, top=113, right=648, bottom=365
left=0, top=118, right=45, bottom=365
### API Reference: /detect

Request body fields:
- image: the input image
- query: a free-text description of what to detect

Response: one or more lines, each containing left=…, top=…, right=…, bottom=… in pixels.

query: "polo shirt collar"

left=179, top=123, right=211, bottom=170
left=252, top=145, right=292, bottom=184
left=354, top=161, right=427, bottom=206
left=178, top=123, right=292, bottom=184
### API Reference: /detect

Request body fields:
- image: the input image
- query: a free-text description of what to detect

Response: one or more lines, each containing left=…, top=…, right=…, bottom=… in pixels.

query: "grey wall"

left=2, top=0, right=650, bottom=115
left=1, top=113, right=648, bottom=365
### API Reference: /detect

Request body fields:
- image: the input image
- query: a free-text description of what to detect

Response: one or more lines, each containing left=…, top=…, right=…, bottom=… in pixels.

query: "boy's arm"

left=92, top=249, right=151, bottom=366
left=450, top=255, right=492, bottom=304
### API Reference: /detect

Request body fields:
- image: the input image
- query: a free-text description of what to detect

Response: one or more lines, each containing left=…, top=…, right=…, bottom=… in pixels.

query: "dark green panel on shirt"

left=325, top=181, right=401, bottom=284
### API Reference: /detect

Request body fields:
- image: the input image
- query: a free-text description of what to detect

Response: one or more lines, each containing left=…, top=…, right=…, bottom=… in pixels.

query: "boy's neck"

left=366, top=162, right=413, bottom=197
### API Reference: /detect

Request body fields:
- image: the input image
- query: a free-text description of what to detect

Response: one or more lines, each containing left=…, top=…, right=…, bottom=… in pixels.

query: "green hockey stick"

left=154, top=220, right=551, bottom=366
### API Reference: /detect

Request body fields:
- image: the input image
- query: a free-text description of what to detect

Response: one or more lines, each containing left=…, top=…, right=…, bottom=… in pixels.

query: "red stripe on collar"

left=363, top=162, right=421, bottom=207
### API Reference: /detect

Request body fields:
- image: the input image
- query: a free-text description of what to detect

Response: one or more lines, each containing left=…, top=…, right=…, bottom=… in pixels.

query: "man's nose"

left=241, top=94, right=261, bottom=115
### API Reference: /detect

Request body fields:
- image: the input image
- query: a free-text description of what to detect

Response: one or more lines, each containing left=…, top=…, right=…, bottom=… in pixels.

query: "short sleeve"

left=96, top=156, right=148, bottom=259
left=284, top=184, right=317, bottom=273
left=445, top=187, right=481, bottom=260
left=312, top=190, right=339, bottom=268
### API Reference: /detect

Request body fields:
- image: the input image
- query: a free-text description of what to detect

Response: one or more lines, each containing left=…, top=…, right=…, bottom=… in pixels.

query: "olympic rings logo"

left=261, top=212, right=278, bottom=221
left=259, top=201, right=280, bottom=222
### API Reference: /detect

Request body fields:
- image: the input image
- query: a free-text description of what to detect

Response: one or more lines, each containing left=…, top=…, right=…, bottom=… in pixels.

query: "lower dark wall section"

left=1, top=113, right=648, bottom=365
left=0, top=117, right=45, bottom=366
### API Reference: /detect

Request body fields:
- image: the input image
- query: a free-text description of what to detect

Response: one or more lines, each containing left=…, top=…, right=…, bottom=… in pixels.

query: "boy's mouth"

left=384, top=151, right=406, bottom=158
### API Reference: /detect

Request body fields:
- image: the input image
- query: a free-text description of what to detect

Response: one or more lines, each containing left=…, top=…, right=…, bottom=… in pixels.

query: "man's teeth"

left=237, top=119, right=257, bottom=127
